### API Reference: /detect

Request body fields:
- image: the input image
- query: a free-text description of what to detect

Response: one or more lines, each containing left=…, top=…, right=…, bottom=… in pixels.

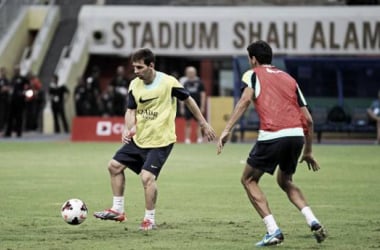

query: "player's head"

left=131, top=48, right=155, bottom=67
left=131, top=48, right=156, bottom=82
left=246, top=40, right=272, bottom=67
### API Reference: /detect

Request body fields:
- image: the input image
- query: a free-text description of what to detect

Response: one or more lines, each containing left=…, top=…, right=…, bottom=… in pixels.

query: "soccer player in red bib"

left=217, top=40, right=327, bottom=246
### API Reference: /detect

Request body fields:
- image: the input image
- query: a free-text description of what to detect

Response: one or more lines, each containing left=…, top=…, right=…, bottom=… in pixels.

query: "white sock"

left=301, top=206, right=319, bottom=226
left=111, top=196, right=124, bottom=213
left=263, top=214, right=279, bottom=235
left=144, top=209, right=155, bottom=223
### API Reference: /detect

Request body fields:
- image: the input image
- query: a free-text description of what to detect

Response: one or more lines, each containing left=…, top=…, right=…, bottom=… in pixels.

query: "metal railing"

left=19, top=2, right=59, bottom=75
left=0, top=0, right=43, bottom=42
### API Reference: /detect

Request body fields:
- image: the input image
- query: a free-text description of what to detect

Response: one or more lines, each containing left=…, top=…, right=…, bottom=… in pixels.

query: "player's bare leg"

left=277, top=169, right=327, bottom=243
left=94, top=159, right=126, bottom=222
left=140, top=170, right=158, bottom=230
left=241, top=165, right=270, bottom=217
left=108, top=160, right=126, bottom=197
left=241, top=165, right=284, bottom=246
left=276, top=169, right=307, bottom=210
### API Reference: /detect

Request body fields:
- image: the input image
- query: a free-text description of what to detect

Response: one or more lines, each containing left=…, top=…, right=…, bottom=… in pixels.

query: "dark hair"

left=131, top=48, right=155, bottom=66
left=246, top=40, right=273, bottom=65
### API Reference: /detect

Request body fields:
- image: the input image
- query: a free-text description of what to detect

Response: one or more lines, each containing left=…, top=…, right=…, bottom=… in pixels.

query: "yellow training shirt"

left=128, top=71, right=189, bottom=148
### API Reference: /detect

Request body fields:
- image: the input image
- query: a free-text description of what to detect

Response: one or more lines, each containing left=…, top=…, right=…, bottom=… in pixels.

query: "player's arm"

left=299, top=106, right=319, bottom=171
left=122, top=90, right=137, bottom=144
left=183, top=97, right=207, bottom=126
left=217, top=87, right=253, bottom=154
left=173, top=86, right=215, bottom=142
left=300, top=106, right=313, bottom=155
left=183, top=96, right=215, bottom=141
left=179, top=97, right=185, bottom=116
left=296, top=86, right=320, bottom=171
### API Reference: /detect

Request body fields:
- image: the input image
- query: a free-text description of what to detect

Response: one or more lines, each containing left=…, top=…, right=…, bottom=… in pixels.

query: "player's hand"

left=299, top=153, right=320, bottom=171
left=217, top=130, right=230, bottom=155
left=200, top=122, right=216, bottom=142
left=122, top=125, right=136, bottom=144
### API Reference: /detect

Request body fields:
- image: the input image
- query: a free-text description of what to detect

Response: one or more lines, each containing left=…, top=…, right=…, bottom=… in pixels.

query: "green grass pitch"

left=0, top=141, right=379, bottom=249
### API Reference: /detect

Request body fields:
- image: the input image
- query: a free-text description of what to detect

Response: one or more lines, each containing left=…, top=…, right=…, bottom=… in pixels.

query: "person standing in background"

left=25, top=72, right=44, bottom=131
left=86, top=66, right=101, bottom=116
left=4, top=65, right=30, bottom=138
left=99, top=84, right=114, bottom=117
left=48, top=74, right=69, bottom=134
left=74, top=77, right=90, bottom=116
left=180, top=66, right=206, bottom=144
left=110, top=65, right=129, bottom=116
left=0, top=67, right=10, bottom=133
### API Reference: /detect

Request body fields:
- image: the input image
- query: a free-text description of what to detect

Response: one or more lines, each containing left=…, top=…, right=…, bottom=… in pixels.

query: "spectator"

left=85, top=66, right=101, bottom=116
left=48, top=74, right=69, bottom=133
left=25, top=72, right=44, bottom=131
left=180, top=66, right=206, bottom=144
left=110, top=65, right=129, bottom=116
left=0, top=67, right=10, bottom=132
left=100, top=84, right=114, bottom=117
left=4, top=65, right=30, bottom=138
left=367, top=89, right=380, bottom=144
left=74, top=77, right=90, bottom=116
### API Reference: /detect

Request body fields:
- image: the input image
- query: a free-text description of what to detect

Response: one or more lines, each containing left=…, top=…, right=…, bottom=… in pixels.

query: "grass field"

left=0, top=141, right=379, bottom=250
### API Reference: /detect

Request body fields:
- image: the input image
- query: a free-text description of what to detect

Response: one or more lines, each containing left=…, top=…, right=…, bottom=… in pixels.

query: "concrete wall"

left=0, top=8, right=29, bottom=75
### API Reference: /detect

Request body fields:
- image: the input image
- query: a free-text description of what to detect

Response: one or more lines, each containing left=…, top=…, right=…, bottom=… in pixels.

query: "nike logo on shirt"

left=139, top=97, right=159, bottom=103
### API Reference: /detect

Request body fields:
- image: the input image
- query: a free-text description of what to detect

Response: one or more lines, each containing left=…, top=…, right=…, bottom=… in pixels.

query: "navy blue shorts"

left=247, top=136, right=304, bottom=175
left=113, top=139, right=174, bottom=178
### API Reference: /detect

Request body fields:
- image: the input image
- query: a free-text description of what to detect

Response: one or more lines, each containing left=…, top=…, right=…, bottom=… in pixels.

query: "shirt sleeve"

left=171, top=77, right=190, bottom=101
left=172, top=87, right=190, bottom=101
left=127, top=90, right=137, bottom=109
left=241, top=70, right=255, bottom=93
left=296, top=85, right=307, bottom=107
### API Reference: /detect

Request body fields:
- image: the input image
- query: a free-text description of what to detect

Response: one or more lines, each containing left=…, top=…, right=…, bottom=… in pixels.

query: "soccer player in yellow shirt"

left=94, top=48, right=216, bottom=230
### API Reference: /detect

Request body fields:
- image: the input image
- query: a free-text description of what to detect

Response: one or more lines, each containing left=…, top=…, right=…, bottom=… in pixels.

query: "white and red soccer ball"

left=61, top=199, right=88, bottom=225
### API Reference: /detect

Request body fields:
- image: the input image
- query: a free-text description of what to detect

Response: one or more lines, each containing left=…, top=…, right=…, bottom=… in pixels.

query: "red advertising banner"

left=71, top=117, right=199, bottom=142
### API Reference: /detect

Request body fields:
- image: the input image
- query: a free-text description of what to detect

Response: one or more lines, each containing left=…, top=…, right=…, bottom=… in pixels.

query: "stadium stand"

left=105, top=0, right=346, bottom=6
left=312, top=106, right=376, bottom=143
left=19, top=4, right=60, bottom=76
left=39, top=0, right=95, bottom=90
left=0, top=0, right=379, bottom=140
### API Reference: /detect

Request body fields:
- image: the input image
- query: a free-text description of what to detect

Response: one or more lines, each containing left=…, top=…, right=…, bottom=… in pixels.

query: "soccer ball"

left=61, top=199, right=88, bottom=225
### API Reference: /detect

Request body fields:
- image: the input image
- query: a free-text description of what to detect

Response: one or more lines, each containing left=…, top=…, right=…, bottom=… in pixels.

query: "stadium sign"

left=79, top=6, right=380, bottom=56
